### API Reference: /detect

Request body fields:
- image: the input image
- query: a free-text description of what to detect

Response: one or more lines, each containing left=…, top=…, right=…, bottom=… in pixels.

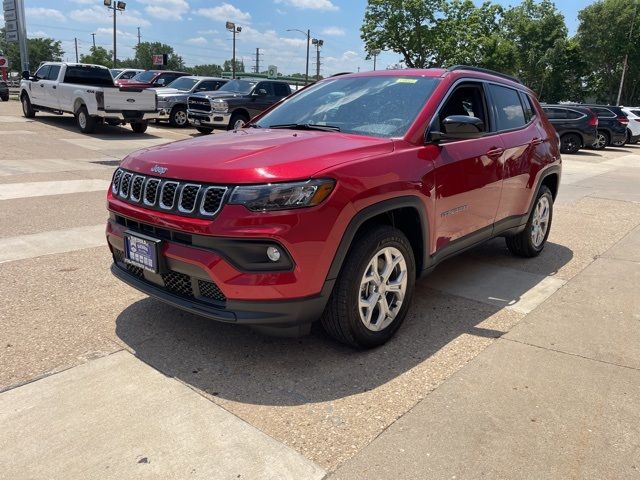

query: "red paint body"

left=107, top=68, right=560, bottom=307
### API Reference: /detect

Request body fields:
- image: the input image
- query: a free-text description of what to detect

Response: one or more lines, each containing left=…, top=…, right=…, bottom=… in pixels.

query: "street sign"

left=5, top=31, right=18, bottom=43
left=267, top=65, right=278, bottom=78
left=5, top=20, right=17, bottom=32
left=0, top=57, right=8, bottom=68
left=3, top=0, right=16, bottom=9
left=4, top=8, right=16, bottom=21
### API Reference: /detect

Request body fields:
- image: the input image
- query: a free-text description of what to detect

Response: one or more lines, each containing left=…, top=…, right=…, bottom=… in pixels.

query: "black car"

left=186, top=78, right=292, bottom=133
left=542, top=105, right=598, bottom=154
left=565, top=104, right=629, bottom=149
left=0, top=81, right=9, bottom=101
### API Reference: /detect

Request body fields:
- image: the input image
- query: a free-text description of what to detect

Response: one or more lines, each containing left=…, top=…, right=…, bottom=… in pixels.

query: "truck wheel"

left=591, top=130, right=609, bottom=150
left=320, top=225, right=416, bottom=349
left=131, top=122, right=148, bottom=134
left=560, top=133, right=581, bottom=154
left=196, top=127, right=213, bottom=135
left=228, top=112, right=249, bottom=130
left=75, top=105, right=96, bottom=133
left=505, top=185, right=553, bottom=258
left=169, top=105, right=188, bottom=127
left=21, top=93, right=35, bottom=118
left=628, top=129, right=639, bottom=145
left=1, top=95, right=8, bottom=102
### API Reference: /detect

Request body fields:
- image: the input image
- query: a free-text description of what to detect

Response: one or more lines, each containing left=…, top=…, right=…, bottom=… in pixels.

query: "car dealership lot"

left=1, top=100, right=640, bottom=478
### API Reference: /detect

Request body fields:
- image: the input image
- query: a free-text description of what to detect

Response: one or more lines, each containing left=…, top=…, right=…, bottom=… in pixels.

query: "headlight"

left=212, top=99, right=229, bottom=113
left=228, top=179, right=335, bottom=211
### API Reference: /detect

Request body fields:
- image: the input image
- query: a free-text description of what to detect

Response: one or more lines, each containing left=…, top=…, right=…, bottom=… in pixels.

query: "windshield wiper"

left=268, top=123, right=341, bottom=132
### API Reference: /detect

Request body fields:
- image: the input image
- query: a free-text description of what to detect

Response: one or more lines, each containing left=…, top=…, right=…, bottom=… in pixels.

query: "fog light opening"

left=267, top=246, right=281, bottom=262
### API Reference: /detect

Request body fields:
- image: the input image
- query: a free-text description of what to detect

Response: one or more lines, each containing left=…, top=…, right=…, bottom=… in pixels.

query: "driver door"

left=30, top=64, right=50, bottom=105
left=249, top=82, right=275, bottom=117
left=430, top=82, right=505, bottom=251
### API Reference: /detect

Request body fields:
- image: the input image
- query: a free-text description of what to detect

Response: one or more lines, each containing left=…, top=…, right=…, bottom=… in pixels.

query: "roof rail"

left=446, top=65, right=522, bottom=85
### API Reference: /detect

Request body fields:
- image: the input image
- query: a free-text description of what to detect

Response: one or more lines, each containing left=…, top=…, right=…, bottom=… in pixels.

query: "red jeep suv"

left=107, top=66, right=561, bottom=348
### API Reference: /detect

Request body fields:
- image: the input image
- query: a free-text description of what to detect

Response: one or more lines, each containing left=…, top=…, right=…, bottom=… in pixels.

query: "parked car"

left=116, top=70, right=189, bottom=89
left=0, top=80, right=8, bottom=101
left=565, top=104, right=628, bottom=149
left=20, top=62, right=158, bottom=133
left=186, top=78, right=291, bottom=133
left=113, top=69, right=144, bottom=81
left=106, top=66, right=561, bottom=348
left=154, top=76, right=228, bottom=127
left=621, top=107, right=640, bottom=144
left=541, top=104, right=598, bottom=154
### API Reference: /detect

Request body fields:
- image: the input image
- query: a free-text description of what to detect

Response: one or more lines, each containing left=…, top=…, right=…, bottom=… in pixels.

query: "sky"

left=3, top=0, right=595, bottom=75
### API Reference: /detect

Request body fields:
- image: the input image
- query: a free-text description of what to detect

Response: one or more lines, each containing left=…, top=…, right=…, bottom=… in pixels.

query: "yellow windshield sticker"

left=396, top=78, right=418, bottom=83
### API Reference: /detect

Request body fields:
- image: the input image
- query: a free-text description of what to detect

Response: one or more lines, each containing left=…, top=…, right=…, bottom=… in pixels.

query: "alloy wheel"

left=78, top=111, right=87, bottom=129
left=531, top=196, right=550, bottom=248
left=593, top=133, right=607, bottom=149
left=234, top=119, right=245, bottom=129
left=175, top=110, right=187, bottom=126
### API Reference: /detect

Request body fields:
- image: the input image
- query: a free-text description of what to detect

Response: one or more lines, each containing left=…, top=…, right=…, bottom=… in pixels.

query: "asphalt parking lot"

left=1, top=100, right=640, bottom=479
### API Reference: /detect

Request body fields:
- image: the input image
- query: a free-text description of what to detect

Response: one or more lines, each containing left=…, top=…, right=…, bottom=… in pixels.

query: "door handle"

left=52, top=85, right=56, bottom=89
left=40, top=84, right=44, bottom=87
left=531, top=137, right=544, bottom=146
left=486, top=147, right=504, bottom=157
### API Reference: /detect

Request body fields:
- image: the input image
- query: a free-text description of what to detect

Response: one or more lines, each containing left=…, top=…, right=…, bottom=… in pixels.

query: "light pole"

left=103, top=0, right=126, bottom=68
left=286, top=28, right=310, bottom=84
left=311, top=38, right=323, bottom=80
left=370, top=49, right=381, bottom=71
left=226, top=21, right=242, bottom=79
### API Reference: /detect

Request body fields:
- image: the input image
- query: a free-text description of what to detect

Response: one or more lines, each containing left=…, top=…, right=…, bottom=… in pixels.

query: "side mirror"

left=22, top=71, right=30, bottom=80
left=428, top=115, right=485, bottom=143
left=255, top=88, right=268, bottom=96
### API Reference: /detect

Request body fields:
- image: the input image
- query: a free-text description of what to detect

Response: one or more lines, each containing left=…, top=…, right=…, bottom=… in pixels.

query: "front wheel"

left=228, top=112, right=249, bottom=130
left=505, top=185, right=553, bottom=257
left=75, top=106, right=96, bottom=133
left=560, top=133, right=581, bottom=154
left=591, top=130, right=609, bottom=150
left=196, top=126, right=213, bottom=134
left=21, top=94, right=35, bottom=118
left=1, top=95, right=8, bottom=102
left=169, top=105, right=188, bottom=127
left=131, top=122, right=148, bottom=134
left=321, top=225, right=416, bottom=349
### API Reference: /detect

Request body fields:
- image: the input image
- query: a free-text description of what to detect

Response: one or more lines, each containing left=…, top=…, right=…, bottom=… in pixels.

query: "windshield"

left=131, top=71, right=157, bottom=82
left=218, top=79, right=257, bottom=94
left=110, top=69, right=122, bottom=77
left=255, top=76, right=440, bottom=138
left=167, top=77, right=198, bottom=91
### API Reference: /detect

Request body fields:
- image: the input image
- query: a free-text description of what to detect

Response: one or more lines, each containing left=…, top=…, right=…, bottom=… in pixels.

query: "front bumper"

left=187, top=109, right=231, bottom=128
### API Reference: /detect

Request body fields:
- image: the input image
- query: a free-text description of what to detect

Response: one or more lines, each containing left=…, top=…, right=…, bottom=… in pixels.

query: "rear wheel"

left=320, top=225, right=415, bottom=349
left=1, top=94, right=8, bottom=102
left=75, top=105, right=96, bottom=133
left=196, top=126, right=213, bottom=134
left=591, top=130, right=609, bottom=150
left=131, top=122, right=148, bottom=134
left=628, top=129, right=639, bottom=145
left=228, top=112, right=249, bottom=130
left=560, top=133, right=581, bottom=154
left=505, top=185, right=553, bottom=258
left=169, top=105, right=188, bottom=127
left=21, top=93, right=35, bottom=118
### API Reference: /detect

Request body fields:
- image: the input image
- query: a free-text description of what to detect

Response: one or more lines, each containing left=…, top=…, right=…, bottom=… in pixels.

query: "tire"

left=169, top=105, right=188, bottom=128
left=196, top=126, right=213, bottom=134
left=505, top=185, right=553, bottom=258
left=228, top=111, right=249, bottom=130
left=560, top=133, right=581, bottom=154
left=320, top=225, right=416, bottom=349
left=21, top=93, right=35, bottom=118
left=131, top=122, right=148, bottom=134
left=591, top=130, right=609, bottom=150
left=75, top=105, right=96, bottom=133
left=1, top=95, right=8, bottom=102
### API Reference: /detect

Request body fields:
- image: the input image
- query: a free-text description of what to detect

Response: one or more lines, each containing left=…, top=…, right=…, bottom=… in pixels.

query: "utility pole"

left=74, top=38, right=79, bottom=63
left=137, top=27, right=141, bottom=47
left=312, top=38, right=323, bottom=80
left=254, top=48, right=262, bottom=73
left=91, top=33, right=96, bottom=49
left=104, top=1, right=126, bottom=68
left=617, top=1, right=638, bottom=105
left=226, top=21, right=242, bottom=79
left=287, top=28, right=310, bottom=84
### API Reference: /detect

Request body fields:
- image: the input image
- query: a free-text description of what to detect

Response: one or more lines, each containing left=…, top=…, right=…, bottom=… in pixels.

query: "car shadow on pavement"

left=33, top=114, right=162, bottom=139
left=115, top=241, right=573, bottom=406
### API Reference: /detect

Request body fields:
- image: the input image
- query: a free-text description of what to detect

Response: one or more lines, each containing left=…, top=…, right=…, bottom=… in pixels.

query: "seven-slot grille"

left=111, top=168, right=227, bottom=219
left=188, top=96, right=212, bottom=112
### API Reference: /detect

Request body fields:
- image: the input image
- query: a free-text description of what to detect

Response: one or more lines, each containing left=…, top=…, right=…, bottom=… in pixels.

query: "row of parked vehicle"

left=542, top=103, right=639, bottom=154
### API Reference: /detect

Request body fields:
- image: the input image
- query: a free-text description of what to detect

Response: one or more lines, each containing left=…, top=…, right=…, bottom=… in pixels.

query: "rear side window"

left=543, top=107, right=566, bottom=119
left=632, top=110, right=640, bottom=117
left=46, top=65, right=61, bottom=81
left=519, top=92, right=535, bottom=122
left=489, top=84, right=526, bottom=131
left=64, top=66, right=114, bottom=86
left=565, top=110, right=584, bottom=119
left=592, top=107, right=615, bottom=118
left=273, top=83, right=290, bottom=97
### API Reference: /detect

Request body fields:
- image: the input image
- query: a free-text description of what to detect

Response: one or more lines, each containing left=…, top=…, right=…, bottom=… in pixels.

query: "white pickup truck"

left=20, top=62, right=158, bottom=134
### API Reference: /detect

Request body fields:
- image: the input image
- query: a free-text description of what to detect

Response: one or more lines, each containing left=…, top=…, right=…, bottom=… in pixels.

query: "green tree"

left=223, top=59, right=245, bottom=73
left=0, top=28, right=63, bottom=72
left=79, top=46, right=112, bottom=67
left=187, top=64, right=223, bottom=76
left=130, top=42, right=185, bottom=70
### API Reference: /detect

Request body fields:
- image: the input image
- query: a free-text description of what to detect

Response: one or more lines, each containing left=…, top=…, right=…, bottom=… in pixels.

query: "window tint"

left=489, top=84, right=526, bottom=131
left=273, top=83, right=290, bottom=97
left=63, top=65, right=114, bottom=86
left=519, top=92, right=535, bottom=122
left=565, top=110, right=584, bottom=119
left=592, top=107, right=615, bottom=118
left=45, top=65, right=61, bottom=81
left=632, top=110, right=640, bottom=117
left=197, top=80, right=222, bottom=91
left=543, top=107, right=566, bottom=120
left=439, top=83, right=488, bottom=133
left=120, top=70, right=138, bottom=79
left=35, top=65, right=50, bottom=79
left=256, top=82, right=274, bottom=96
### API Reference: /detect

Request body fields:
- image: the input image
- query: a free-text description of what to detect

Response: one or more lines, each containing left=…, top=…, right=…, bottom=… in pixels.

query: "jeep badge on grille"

left=151, top=165, right=168, bottom=175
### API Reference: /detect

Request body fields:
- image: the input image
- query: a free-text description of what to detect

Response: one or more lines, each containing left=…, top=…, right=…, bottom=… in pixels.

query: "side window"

left=438, top=83, right=489, bottom=133
left=35, top=65, right=50, bottom=79
left=256, top=82, right=274, bottom=96
left=488, top=84, right=526, bottom=131
left=197, top=81, right=219, bottom=91
left=593, top=107, right=614, bottom=118
left=519, top=92, right=535, bottom=122
left=273, top=83, right=290, bottom=97
left=544, top=108, right=566, bottom=120
left=46, top=65, right=61, bottom=81
left=565, top=110, right=583, bottom=120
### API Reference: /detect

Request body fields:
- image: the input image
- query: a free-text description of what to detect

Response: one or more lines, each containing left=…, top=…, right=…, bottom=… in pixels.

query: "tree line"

left=361, top=0, right=640, bottom=104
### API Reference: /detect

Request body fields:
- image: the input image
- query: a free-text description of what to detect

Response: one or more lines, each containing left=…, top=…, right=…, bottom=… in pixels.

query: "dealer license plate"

left=124, top=232, right=160, bottom=273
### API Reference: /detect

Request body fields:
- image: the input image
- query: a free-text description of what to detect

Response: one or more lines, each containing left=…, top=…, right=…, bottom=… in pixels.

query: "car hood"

left=153, top=88, right=182, bottom=96
left=192, top=91, right=244, bottom=100
left=121, top=128, right=395, bottom=184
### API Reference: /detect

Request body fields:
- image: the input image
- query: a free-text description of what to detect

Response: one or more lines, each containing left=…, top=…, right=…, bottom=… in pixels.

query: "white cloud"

left=197, top=29, right=219, bottom=35
left=139, top=0, right=190, bottom=20
left=187, top=36, right=207, bottom=46
left=274, top=0, right=338, bottom=11
left=31, top=31, right=48, bottom=38
left=25, top=7, right=66, bottom=22
left=69, top=6, right=151, bottom=27
left=321, top=27, right=345, bottom=36
left=95, top=27, right=135, bottom=39
left=195, top=3, right=251, bottom=23
left=70, top=0, right=94, bottom=4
